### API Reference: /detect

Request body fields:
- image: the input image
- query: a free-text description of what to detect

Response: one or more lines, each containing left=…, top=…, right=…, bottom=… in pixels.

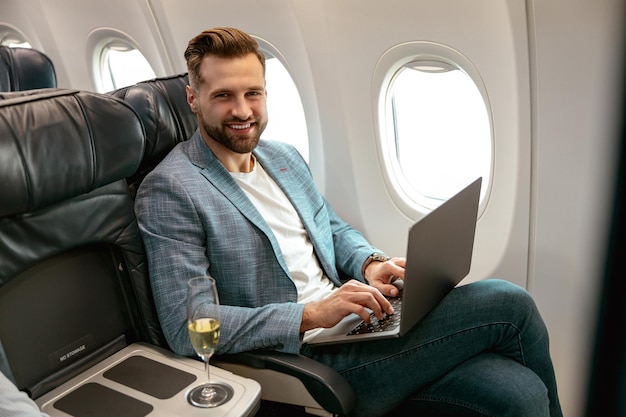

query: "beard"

left=199, top=115, right=266, bottom=154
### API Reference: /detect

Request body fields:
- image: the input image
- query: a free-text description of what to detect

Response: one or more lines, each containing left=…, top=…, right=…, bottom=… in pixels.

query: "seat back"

left=109, top=73, right=197, bottom=197
left=0, top=89, right=165, bottom=399
left=0, top=46, right=57, bottom=92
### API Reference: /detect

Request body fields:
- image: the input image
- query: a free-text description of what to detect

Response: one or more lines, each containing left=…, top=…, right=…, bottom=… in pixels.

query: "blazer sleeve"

left=327, top=199, right=380, bottom=281
left=135, top=166, right=304, bottom=356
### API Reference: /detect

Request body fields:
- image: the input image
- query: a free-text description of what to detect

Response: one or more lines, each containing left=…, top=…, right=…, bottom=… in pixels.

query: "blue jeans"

left=301, top=279, right=563, bottom=417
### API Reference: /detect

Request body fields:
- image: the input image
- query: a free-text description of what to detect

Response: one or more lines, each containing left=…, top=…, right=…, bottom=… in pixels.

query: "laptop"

left=306, top=177, right=482, bottom=345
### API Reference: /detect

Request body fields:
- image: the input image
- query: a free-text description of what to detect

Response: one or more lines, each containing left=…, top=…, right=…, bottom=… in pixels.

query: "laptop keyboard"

left=346, top=296, right=402, bottom=336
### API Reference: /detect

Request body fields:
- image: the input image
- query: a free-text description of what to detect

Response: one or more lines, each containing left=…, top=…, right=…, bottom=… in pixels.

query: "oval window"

left=379, top=46, right=493, bottom=213
left=95, top=40, right=155, bottom=93
left=388, top=60, right=492, bottom=208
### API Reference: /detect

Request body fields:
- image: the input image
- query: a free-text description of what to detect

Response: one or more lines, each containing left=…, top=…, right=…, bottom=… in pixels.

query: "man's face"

left=187, top=53, right=268, bottom=154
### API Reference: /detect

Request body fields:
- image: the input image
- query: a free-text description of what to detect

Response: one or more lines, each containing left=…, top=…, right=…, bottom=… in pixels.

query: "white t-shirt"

left=230, top=157, right=337, bottom=307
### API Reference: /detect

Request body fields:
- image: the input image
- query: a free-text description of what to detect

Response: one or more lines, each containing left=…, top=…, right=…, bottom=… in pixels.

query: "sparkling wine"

left=188, top=317, right=220, bottom=359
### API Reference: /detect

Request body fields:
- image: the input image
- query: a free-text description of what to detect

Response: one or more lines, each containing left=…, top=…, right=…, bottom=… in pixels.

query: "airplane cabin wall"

left=529, top=1, right=624, bottom=415
left=1, top=1, right=624, bottom=417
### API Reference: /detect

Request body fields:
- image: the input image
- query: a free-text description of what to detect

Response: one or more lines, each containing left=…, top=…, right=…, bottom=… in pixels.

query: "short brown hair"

left=184, top=27, right=266, bottom=91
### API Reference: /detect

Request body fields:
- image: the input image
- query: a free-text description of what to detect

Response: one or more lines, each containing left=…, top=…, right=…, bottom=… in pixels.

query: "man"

left=135, top=27, right=562, bottom=417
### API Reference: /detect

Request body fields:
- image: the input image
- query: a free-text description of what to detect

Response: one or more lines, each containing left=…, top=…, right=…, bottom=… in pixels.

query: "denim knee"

left=410, top=352, right=551, bottom=417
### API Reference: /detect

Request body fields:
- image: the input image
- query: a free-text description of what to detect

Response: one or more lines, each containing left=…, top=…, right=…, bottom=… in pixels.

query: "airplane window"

left=261, top=53, right=309, bottom=162
left=0, top=26, right=31, bottom=48
left=96, top=41, right=155, bottom=93
left=386, top=60, right=492, bottom=209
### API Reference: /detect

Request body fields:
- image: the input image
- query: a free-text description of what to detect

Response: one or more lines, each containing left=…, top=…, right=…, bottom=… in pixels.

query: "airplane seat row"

left=0, top=88, right=163, bottom=399
left=0, top=46, right=57, bottom=92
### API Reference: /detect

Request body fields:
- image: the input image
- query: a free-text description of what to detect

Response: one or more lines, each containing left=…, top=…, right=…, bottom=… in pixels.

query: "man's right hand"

left=300, top=279, right=394, bottom=333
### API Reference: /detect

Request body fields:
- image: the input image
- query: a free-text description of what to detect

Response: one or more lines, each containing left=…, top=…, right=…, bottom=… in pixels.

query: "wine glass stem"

left=205, top=358, right=211, bottom=385
left=201, top=358, right=216, bottom=399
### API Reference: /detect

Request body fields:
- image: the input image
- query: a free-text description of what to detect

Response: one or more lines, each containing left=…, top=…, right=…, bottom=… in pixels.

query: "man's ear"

left=186, top=85, right=198, bottom=112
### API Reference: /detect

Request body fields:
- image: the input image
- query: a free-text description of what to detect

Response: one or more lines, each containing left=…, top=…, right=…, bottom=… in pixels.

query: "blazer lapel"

left=186, top=132, right=291, bottom=277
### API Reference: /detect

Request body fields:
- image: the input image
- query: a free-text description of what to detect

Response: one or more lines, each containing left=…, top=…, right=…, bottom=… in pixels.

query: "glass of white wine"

left=186, top=276, right=233, bottom=407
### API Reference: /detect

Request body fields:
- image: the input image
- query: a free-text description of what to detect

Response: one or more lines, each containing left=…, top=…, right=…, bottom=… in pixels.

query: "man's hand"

left=300, top=279, right=393, bottom=333
left=364, top=257, right=406, bottom=297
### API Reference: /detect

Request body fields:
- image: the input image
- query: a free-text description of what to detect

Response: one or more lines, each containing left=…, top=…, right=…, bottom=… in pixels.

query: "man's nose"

left=231, top=96, right=253, bottom=120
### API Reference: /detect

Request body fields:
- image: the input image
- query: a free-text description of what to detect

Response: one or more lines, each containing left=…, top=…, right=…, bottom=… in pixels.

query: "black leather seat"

left=0, top=88, right=165, bottom=399
left=109, top=73, right=196, bottom=198
left=0, top=46, right=57, bottom=92
left=110, top=74, right=356, bottom=416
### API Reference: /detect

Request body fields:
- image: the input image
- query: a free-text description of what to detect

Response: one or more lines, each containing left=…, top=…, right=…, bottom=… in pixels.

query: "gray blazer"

left=135, top=131, right=378, bottom=355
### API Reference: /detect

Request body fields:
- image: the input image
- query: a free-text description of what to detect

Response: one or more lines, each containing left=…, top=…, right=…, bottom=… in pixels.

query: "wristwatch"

left=362, top=252, right=391, bottom=276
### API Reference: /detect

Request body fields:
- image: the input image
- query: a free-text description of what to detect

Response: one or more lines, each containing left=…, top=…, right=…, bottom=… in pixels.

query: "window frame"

left=87, top=28, right=155, bottom=93
left=373, top=41, right=494, bottom=217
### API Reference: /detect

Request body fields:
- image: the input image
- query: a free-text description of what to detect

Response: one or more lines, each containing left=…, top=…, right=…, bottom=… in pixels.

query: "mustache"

left=225, top=117, right=254, bottom=124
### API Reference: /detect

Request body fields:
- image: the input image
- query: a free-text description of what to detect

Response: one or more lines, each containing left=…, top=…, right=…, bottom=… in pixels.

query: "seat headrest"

left=0, top=89, right=145, bottom=217
left=0, top=46, right=57, bottom=92
left=110, top=73, right=196, bottom=169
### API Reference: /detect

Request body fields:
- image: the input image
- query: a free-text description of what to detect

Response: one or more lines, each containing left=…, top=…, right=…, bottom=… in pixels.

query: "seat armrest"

left=214, top=351, right=355, bottom=415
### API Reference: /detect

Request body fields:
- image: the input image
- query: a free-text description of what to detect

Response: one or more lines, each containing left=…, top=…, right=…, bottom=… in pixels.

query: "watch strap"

left=361, top=252, right=391, bottom=276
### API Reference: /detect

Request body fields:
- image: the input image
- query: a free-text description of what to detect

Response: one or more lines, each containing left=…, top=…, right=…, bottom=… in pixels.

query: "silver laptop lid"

left=399, top=176, right=482, bottom=335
